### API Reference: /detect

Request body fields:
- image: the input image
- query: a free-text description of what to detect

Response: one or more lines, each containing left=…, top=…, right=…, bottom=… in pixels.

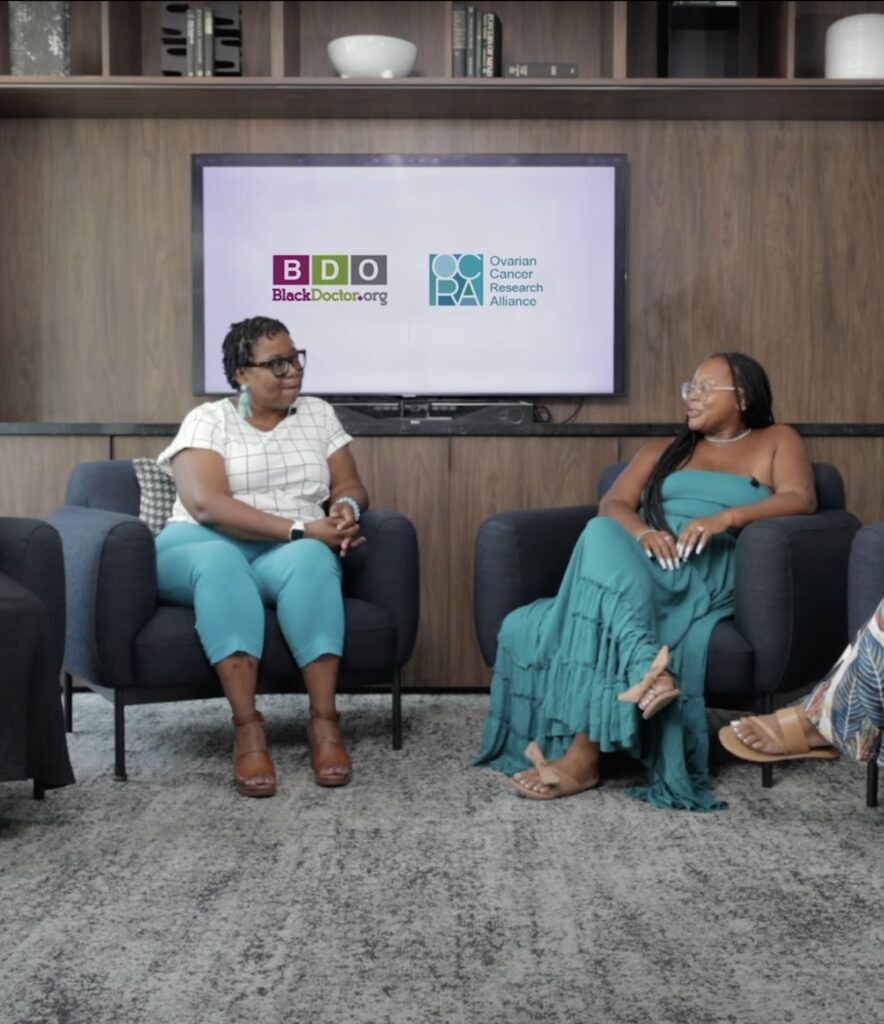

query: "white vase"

left=825, top=13, right=884, bottom=79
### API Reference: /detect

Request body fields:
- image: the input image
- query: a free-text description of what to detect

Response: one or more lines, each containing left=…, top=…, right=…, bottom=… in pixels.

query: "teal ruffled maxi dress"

left=474, top=470, right=772, bottom=811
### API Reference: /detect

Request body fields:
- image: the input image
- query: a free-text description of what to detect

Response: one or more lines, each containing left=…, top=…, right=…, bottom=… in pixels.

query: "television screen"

left=192, top=154, right=627, bottom=398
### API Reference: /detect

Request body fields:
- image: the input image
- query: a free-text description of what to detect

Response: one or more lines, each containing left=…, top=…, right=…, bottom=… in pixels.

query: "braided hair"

left=222, top=316, right=290, bottom=389
left=642, top=352, right=775, bottom=534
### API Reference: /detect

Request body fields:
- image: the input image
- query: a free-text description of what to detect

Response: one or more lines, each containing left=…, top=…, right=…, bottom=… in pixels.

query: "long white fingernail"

left=647, top=549, right=654, bottom=558
left=676, top=543, right=684, bottom=558
left=696, top=541, right=706, bottom=554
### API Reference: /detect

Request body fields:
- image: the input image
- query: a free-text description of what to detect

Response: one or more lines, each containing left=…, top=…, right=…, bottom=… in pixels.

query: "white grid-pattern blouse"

left=157, top=396, right=353, bottom=526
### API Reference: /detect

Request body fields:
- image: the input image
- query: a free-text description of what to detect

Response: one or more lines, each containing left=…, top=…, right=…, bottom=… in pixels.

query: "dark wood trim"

left=2, top=422, right=883, bottom=437
left=0, top=76, right=882, bottom=120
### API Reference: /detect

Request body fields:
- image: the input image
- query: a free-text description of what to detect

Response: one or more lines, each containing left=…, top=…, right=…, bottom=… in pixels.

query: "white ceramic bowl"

left=825, top=13, right=884, bottom=79
left=327, top=35, right=418, bottom=79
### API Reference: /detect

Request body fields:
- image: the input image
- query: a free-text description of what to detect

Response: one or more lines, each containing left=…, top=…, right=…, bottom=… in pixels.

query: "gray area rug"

left=1, top=693, right=883, bottom=1024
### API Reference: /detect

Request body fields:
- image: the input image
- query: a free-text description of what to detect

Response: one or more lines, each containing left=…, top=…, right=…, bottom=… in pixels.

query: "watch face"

left=289, top=523, right=305, bottom=541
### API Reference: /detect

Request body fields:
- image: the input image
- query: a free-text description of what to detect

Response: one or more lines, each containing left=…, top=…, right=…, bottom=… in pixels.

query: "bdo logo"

left=429, top=254, right=483, bottom=306
left=273, top=254, right=387, bottom=286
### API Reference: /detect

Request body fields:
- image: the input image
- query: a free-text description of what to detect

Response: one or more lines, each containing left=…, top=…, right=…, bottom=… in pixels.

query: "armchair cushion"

left=0, top=518, right=66, bottom=673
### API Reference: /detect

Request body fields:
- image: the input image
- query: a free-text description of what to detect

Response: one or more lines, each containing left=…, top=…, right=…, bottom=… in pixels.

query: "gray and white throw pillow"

left=133, top=458, right=177, bottom=536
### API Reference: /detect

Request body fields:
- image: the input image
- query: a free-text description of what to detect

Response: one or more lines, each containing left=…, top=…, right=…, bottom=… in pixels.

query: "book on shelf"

left=185, top=8, right=196, bottom=77
left=452, top=2, right=467, bottom=77
left=203, top=7, right=214, bottom=76
left=481, top=12, right=502, bottom=78
left=465, top=4, right=477, bottom=77
left=504, top=62, right=579, bottom=78
left=194, top=6, right=205, bottom=76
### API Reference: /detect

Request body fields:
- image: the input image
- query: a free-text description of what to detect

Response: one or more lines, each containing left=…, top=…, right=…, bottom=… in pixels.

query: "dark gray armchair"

left=474, top=462, right=861, bottom=789
left=849, top=522, right=884, bottom=807
left=0, top=517, right=71, bottom=798
left=48, top=460, right=420, bottom=780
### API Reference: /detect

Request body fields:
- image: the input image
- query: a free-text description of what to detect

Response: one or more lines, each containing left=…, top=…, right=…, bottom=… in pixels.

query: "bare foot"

left=731, top=707, right=828, bottom=756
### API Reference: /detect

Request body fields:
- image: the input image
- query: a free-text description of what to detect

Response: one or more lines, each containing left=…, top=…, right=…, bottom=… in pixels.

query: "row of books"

left=452, top=4, right=502, bottom=78
left=451, top=3, right=579, bottom=79
left=185, top=7, right=215, bottom=77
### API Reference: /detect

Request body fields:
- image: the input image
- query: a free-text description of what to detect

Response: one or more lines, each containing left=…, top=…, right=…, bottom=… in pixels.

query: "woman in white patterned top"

left=156, top=316, right=369, bottom=798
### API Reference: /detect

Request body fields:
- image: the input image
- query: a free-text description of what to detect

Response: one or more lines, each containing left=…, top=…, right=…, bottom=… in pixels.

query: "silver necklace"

left=703, top=427, right=752, bottom=446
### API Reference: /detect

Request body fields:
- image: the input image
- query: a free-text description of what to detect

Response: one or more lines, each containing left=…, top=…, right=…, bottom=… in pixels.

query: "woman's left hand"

left=676, top=511, right=734, bottom=560
left=329, top=502, right=366, bottom=556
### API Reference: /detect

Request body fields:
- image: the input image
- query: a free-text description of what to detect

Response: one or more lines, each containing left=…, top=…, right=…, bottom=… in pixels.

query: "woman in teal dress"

left=474, top=353, right=818, bottom=810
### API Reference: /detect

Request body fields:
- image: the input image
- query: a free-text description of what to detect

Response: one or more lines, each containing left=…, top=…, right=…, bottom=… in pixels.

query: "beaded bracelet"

left=332, top=496, right=362, bottom=522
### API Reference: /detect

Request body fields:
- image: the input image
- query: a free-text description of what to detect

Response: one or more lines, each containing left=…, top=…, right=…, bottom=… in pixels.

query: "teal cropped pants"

left=155, top=522, right=344, bottom=667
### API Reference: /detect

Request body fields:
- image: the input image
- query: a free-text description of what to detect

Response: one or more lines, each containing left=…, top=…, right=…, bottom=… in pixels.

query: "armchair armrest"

left=47, top=506, right=158, bottom=690
left=474, top=505, right=597, bottom=667
left=849, top=523, right=884, bottom=636
left=0, top=517, right=65, bottom=673
left=342, top=509, right=419, bottom=666
left=733, top=510, right=861, bottom=696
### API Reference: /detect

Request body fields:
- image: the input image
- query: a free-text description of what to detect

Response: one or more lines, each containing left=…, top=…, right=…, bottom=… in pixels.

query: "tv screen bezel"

left=191, top=152, right=628, bottom=400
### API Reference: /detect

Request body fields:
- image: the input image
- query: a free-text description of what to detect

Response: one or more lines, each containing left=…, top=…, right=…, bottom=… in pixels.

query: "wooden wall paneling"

left=449, top=437, right=619, bottom=686
left=70, top=1, right=104, bottom=76
left=298, top=1, right=449, bottom=78
left=804, top=437, right=884, bottom=525
left=794, top=1, right=884, bottom=78
left=0, top=117, right=880, bottom=428
left=757, top=0, right=796, bottom=77
left=617, top=435, right=656, bottom=466
left=626, top=0, right=660, bottom=77
left=111, top=435, right=174, bottom=460
left=270, top=0, right=301, bottom=78
left=601, top=1, right=629, bottom=79
left=1, top=118, right=881, bottom=425
left=139, top=1, right=164, bottom=77
left=347, top=436, right=449, bottom=688
left=102, top=0, right=143, bottom=76
left=0, top=437, right=110, bottom=517
left=241, top=0, right=273, bottom=77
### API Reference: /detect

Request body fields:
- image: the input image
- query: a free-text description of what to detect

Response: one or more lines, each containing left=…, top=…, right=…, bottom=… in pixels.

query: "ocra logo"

left=429, top=253, right=483, bottom=307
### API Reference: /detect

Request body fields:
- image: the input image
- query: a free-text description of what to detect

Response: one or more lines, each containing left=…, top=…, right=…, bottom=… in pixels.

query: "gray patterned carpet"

left=1, top=693, right=883, bottom=1024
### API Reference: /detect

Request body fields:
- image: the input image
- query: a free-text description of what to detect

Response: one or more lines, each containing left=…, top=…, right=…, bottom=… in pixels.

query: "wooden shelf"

left=1, top=75, right=883, bottom=120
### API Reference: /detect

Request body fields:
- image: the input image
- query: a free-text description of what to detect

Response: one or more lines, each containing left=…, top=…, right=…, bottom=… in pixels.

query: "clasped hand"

left=639, top=512, right=732, bottom=570
left=306, top=504, right=365, bottom=557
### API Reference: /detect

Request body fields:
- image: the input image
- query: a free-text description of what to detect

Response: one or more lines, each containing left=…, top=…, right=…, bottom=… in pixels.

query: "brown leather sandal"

left=232, top=711, right=276, bottom=798
left=307, top=709, right=351, bottom=788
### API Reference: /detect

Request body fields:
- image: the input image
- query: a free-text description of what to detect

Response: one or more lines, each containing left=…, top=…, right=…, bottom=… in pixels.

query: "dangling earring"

left=238, top=383, right=251, bottom=419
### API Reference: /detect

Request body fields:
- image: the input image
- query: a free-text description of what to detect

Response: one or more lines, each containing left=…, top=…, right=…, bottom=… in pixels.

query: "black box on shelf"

left=212, top=2, right=241, bottom=76
left=658, top=0, right=742, bottom=78
left=161, top=2, right=188, bottom=76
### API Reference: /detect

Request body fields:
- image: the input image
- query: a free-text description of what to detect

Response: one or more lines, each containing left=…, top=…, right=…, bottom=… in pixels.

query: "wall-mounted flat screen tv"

left=192, top=154, right=627, bottom=397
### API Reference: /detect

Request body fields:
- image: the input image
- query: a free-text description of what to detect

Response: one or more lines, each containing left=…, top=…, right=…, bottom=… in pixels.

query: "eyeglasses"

left=245, top=351, right=307, bottom=378
left=681, top=382, right=737, bottom=402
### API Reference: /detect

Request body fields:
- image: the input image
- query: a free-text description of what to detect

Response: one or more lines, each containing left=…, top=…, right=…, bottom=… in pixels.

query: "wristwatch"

left=289, top=520, right=306, bottom=541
